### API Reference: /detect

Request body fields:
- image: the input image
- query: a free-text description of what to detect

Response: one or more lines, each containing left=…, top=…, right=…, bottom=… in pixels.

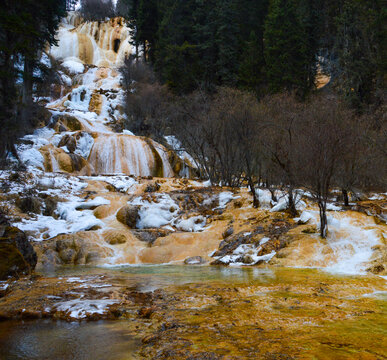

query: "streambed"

left=0, top=265, right=386, bottom=359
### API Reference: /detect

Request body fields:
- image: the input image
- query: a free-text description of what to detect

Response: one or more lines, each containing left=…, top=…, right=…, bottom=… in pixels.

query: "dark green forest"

left=116, top=0, right=386, bottom=105
left=0, top=0, right=74, bottom=158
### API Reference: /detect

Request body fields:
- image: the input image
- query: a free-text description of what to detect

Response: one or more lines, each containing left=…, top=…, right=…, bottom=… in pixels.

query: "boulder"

left=58, top=134, right=77, bottom=153
left=69, top=154, right=88, bottom=172
left=89, top=92, right=103, bottom=115
left=103, top=230, right=127, bottom=245
left=35, top=234, right=113, bottom=267
left=116, top=205, right=141, bottom=228
left=301, top=225, right=318, bottom=234
left=57, top=152, right=73, bottom=172
left=222, top=226, right=234, bottom=239
left=0, top=226, right=37, bottom=280
left=145, top=182, right=161, bottom=193
left=50, top=114, right=83, bottom=132
left=131, top=229, right=172, bottom=245
left=94, top=205, right=112, bottom=219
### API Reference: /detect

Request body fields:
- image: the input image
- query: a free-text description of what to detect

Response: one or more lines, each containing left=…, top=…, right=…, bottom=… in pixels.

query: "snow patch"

left=62, top=59, right=85, bottom=74
left=175, top=215, right=207, bottom=232
left=74, top=132, right=94, bottom=159
left=55, top=299, right=118, bottom=319
left=131, top=194, right=178, bottom=229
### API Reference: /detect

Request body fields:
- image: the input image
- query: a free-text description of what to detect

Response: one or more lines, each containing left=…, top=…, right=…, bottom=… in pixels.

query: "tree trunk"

left=22, top=58, right=34, bottom=107
left=318, top=201, right=328, bottom=238
left=342, top=188, right=349, bottom=207
left=21, top=57, right=34, bottom=127
left=248, top=177, right=259, bottom=208
left=288, top=187, right=297, bottom=217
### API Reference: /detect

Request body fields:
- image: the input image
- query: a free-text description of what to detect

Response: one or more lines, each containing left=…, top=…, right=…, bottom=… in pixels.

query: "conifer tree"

left=238, top=31, right=266, bottom=94
left=137, top=0, right=159, bottom=62
left=264, top=0, right=311, bottom=95
left=215, top=0, right=240, bottom=86
left=0, top=0, right=68, bottom=160
left=335, top=0, right=385, bottom=107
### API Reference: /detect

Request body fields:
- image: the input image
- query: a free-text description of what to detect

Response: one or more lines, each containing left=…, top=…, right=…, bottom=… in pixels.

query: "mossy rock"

left=0, top=243, right=29, bottom=280
left=0, top=226, right=37, bottom=280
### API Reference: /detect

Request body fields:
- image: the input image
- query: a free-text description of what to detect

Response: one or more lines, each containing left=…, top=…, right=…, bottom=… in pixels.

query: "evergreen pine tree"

left=238, top=31, right=266, bottom=94
left=137, top=0, right=159, bottom=62
left=215, top=0, right=240, bottom=86
left=335, top=0, right=385, bottom=107
left=0, top=0, right=67, bottom=160
left=264, top=0, right=311, bottom=95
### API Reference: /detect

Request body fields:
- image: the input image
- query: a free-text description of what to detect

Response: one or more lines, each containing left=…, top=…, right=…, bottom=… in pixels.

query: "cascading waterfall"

left=88, top=134, right=173, bottom=176
left=277, top=208, right=386, bottom=274
left=50, top=13, right=132, bottom=67
left=24, top=12, right=176, bottom=178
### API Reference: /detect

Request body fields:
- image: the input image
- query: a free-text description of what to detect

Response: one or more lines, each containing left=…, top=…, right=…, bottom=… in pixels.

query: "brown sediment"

left=0, top=268, right=385, bottom=359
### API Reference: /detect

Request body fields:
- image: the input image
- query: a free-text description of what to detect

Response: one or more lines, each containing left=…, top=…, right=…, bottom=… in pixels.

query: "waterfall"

left=50, top=13, right=132, bottom=67
left=24, top=13, right=177, bottom=177
left=88, top=134, right=173, bottom=177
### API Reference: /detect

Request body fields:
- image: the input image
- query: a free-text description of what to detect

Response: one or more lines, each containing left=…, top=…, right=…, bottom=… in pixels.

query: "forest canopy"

left=115, top=0, right=386, bottom=106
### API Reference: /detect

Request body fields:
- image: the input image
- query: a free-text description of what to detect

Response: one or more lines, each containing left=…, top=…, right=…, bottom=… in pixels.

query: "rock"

left=0, top=226, right=37, bottom=280
left=367, top=264, right=385, bottom=275
left=105, top=184, right=117, bottom=192
left=58, top=134, right=77, bottom=153
left=145, top=182, right=161, bottom=193
left=59, top=248, right=77, bottom=264
left=94, top=205, right=111, bottom=219
left=116, top=205, right=141, bottom=228
left=222, top=226, right=234, bottom=239
left=58, top=124, right=67, bottom=133
left=301, top=225, right=318, bottom=234
left=50, top=114, right=83, bottom=132
left=138, top=307, right=154, bottom=319
left=241, top=254, right=255, bottom=264
left=57, top=152, right=73, bottom=172
left=70, top=154, right=88, bottom=172
left=103, top=230, right=127, bottom=245
left=16, top=196, right=42, bottom=214
left=89, top=92, right=103, bottom=115
left=184, top=256, right=206, bottom=265
left=131, top=229, right=172, bottom=245
left=34, top=234, right=113, bottom=267
left=85, top=251, right=100, bottom=264
left=42, top=197, right=58, bottom=217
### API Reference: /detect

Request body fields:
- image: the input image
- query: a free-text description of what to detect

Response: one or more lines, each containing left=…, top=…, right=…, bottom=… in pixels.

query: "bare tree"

left=120, top=56, right=170, bottom=139
left=260, top=94, right=304, bottom=216
left=296, top=96, right=352, bottom=238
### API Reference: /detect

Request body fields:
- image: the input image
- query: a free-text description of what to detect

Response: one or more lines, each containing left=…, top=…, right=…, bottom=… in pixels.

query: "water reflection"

left=0, top=320, right=139, bottom=360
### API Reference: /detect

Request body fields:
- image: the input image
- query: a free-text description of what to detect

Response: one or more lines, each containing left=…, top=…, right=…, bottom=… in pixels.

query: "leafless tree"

left=296, top=96, right=352, bottom=238
left=120, top=56, right=170, bottom=139
left=260, top=94, right=304, bottom=216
